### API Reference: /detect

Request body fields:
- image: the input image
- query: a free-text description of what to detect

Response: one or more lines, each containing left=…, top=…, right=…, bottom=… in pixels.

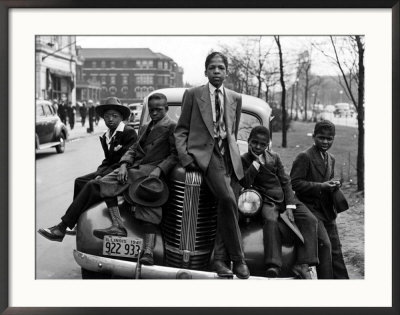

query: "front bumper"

left=73, top=250, right=288, bottom=280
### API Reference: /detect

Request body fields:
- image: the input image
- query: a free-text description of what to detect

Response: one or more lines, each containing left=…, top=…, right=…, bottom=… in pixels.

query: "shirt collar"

left=105, top=121, right=125, bottom=143
left=208, top=82, right=225, bottom=95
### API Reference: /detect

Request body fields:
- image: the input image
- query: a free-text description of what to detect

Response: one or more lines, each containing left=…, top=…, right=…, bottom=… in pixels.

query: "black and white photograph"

left=5, top=8, right=395, bottom=310
left=35, top=35, right=365, bottom=281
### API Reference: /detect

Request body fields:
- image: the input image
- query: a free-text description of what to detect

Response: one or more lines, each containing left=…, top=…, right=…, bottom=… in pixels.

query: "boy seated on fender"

left=240, top=126, right=319, bottom=278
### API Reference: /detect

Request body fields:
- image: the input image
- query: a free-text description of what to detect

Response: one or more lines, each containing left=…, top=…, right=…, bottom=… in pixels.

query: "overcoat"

left=290, top=145, right=336, bottom=221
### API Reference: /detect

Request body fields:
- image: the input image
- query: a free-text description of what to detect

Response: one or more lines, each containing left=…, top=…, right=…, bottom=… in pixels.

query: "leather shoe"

left=213, top=260, right=233, bottom=278
left=266, top=266, right=280, bottom=278
left=93, top=226, right=127, bottom=240
left=292, top=264, right=312, bottom=279
left=65, top=225, right=77, bottom=236
left=233, top=260, right=250, bottom=279
left=38, top=225, right=65, bottom=242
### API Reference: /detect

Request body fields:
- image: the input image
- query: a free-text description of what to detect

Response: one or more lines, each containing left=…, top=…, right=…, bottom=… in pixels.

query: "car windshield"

left=143, top=104, right=262, bottom=141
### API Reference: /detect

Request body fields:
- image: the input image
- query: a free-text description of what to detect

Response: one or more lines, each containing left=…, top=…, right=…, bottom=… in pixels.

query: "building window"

left=92, top=61, right=97, bottom=68
left=148, top=60, right=154, bottom=68
left=164, top=62, right=168, bottom=70
left=109, top=86, right=117, bottom=95
left=110, top=60, right=115, bottom=68
left=164, top=77, right=169, bottom=85
left=136, top=75, right=153, bottom=85
left=110, top=75, right=116, bottom=85
left=121, top=86, right=128, bottom=95
left=101, top=61, right=106, bottom=68
left=101, top=75, right=107, bottom=85
left=101, top=86, right=108, bottom=93
left=122, top=75, right=128, bottom=85
left=123, top=60, right=128, bottom=67
left=136, top=60, right=141, bottom=68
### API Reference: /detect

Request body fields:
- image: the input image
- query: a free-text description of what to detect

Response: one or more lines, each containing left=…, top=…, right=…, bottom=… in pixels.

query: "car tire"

left=81, top=268, right=112, bottom=279
left=55, top=134, right=66, bottom=154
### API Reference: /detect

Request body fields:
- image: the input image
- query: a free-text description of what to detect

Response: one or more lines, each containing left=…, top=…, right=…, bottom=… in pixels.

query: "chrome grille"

left=163, top=171, right=218, bottom=270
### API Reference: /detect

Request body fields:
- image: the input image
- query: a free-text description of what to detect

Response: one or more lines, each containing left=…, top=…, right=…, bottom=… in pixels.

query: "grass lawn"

left=270, top=121, right=364, bottom=279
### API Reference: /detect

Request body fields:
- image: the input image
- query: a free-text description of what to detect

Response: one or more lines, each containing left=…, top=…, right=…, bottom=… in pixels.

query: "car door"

left=36, top=104, right=47, bottom=144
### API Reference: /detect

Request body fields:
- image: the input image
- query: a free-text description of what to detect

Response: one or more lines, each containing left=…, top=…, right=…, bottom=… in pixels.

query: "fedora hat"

left=96, top=97, right=131, bottom=120
left=124, top=176, right=169, bottom=207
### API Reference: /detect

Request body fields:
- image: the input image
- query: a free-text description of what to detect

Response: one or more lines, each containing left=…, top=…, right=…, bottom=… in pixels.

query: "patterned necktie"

left=215, top=89, right=225, bottom=154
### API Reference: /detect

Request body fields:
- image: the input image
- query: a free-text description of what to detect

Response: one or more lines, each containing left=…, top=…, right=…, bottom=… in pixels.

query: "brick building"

left=77, top=47, right=184, bottom=104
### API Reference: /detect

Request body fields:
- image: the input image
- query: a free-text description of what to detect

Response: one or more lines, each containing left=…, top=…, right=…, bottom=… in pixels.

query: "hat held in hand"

left=125, top=176, right=169, bottom=207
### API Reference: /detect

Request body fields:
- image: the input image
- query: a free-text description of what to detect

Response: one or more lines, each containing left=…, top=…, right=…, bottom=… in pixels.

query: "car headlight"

left=238, top=189, right=262, bottom=216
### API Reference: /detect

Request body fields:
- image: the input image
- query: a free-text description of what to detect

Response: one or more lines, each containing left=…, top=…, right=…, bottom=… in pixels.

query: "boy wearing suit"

left=73, top=97, right=137, bottom=199
left=174, top=52, right=249, bottom=279
left=39, top=94, right=177, bottom=264
left=290, top=120, right=349, bottom=279
left=240, top=126, right=318, bottom=278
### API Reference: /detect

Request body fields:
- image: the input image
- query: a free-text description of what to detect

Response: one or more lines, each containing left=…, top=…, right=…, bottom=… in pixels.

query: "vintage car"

left=127, top=103, right=143, bottom=128
left=36, top=99, right=68, bottom=154
left=73, top=88, right=301, bottom=279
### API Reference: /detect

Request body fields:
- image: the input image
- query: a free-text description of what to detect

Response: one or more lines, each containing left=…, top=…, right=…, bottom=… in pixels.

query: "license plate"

left=102, top=235, right=142, bottom=259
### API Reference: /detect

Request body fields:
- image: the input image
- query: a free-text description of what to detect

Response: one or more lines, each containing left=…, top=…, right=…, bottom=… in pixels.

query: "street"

left=36, top=128, right=106, bottom=279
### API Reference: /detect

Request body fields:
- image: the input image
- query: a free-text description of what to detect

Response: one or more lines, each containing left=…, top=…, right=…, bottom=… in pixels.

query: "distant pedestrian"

left=87, top=99, right=95, bottom=133
left=95, top=101, right=100, bottom=126
left=79, top=101, right=87, bottom=127
left=67, top=101, right=76, bottom=130
left=57, top=101, right=67, bottom=125
left=52, top=99, right=59, bottom=114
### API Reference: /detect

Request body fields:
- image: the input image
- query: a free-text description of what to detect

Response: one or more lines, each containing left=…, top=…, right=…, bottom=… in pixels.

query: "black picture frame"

left=1, top=1, right=399, bottom=314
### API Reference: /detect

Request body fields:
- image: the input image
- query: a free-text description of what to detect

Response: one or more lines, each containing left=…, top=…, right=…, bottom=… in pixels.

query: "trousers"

left=73, top=172, right=98, bottom=199
left=206, top=143, right=244, bottom=262
left=261, top=201, right=318, bottom=268
left=316, top=217, right=349, bottom=279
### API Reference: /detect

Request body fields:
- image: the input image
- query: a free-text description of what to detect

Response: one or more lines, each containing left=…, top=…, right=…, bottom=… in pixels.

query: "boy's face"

left=205, top=56, right=227, bottom=88
left=313, top=129, right=334, bottom=152
left=103, top=109, right=123, bottom=131
left=148, top=99, right=167, bottom=122
left=248, top=133, right=269, bottom=156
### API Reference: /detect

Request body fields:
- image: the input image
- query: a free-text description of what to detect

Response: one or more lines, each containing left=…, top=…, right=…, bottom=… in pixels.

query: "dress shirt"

left=104, top=121, right=125, bottom=150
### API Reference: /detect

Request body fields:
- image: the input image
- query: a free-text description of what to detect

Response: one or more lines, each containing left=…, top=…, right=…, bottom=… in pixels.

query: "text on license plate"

left=102, top=235, right=143, bottom=258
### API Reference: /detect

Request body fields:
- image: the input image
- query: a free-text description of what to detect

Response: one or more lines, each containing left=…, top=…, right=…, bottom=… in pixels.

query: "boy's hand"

left=94, top=175, right=102, bottom=180
left=149, top=167, right=161, bottom=178
left=249, top=147, right=265, bottom=165
left=117, top=163, right=128, bottom=183
left=321, top=181, right=338, bottom=192
left=285, top=208, right=295, bottom=222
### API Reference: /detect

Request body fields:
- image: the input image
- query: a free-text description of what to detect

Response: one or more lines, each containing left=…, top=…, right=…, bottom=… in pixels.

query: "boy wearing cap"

left=38, top=97, right=137, bottom=239
left=290, top=120, right=349, bottom=279
left=240, top=126, right=318, bottom=278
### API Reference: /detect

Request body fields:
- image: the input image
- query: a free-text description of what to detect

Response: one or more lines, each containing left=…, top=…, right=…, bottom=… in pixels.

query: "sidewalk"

left=66, top=119, right=108, bottom=141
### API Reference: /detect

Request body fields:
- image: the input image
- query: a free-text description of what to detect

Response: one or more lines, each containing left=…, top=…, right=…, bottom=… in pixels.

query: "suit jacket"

left=290, top=145, right=336, bottom=221
left=97, top=124, right=138, bottom=177
left=174, top=85, right=244, bottom=180
left=119, top=114, right=178, bottom=176
left=240, top=151, right=296, bottom=206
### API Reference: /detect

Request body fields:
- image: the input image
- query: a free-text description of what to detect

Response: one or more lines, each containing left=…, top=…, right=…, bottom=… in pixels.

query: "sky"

left=76, top=36, right=341, bottom=86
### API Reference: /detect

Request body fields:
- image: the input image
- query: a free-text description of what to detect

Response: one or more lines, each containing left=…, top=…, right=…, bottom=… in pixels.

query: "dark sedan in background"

left=36, top=100, right=68, bottom=154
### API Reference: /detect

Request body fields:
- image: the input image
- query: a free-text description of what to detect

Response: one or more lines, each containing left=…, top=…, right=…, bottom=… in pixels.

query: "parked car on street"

left=127, top=103, right=143, bottom=128
left=73, top=88, right=300, bottom=279
left=36, top=99, right=68, bottom=154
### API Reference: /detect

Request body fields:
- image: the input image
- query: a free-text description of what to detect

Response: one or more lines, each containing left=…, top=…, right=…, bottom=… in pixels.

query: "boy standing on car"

left=240, top=126, right=318, bottom=278
left=290, top=120, right=349, bottom=279
left=174, top=52, right=249, bottom=279
left=39, top=93, right=177, bottom=265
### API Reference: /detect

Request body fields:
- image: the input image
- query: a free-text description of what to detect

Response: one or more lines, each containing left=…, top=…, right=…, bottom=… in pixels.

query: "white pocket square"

left=114, top=144, right=122, bottom=151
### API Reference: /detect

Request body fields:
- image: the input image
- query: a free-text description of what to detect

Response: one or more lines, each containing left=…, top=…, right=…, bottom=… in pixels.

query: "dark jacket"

left=97, top=124, right=138, bottom=177
left=290, top=145, right=335, bottom=221
left=240, top=151, right=296, bottom=206
left=120, top=114, right=178, bottom=176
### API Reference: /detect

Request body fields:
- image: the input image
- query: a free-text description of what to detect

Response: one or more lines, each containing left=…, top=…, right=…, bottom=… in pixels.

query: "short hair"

left=248, top=125, right=270, bottom=142
left=313, top=120, right=336, bottom=136
left=148, top=93, right=168, bottom=108
left=205, top=52, right=228, bottom=70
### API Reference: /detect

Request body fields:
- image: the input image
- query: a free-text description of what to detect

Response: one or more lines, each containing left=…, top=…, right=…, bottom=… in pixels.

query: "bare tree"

left=316, top=36, right=364, bottom=191
left=274, top=36, right=287, bottom=148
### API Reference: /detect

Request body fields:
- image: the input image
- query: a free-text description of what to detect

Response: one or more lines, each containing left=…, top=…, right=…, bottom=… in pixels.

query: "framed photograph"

left=1, top=1, right=398, bottom=314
